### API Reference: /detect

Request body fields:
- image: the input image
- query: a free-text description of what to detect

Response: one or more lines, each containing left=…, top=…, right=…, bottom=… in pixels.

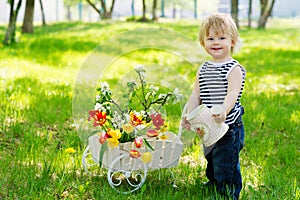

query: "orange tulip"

left=129, top=150, right=141, bottom=158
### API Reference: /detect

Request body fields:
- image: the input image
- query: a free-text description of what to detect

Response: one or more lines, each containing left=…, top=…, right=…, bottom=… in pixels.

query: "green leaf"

left=143, top=138, right=154, bottom=151
left=99, top=142, right=108, bottom=168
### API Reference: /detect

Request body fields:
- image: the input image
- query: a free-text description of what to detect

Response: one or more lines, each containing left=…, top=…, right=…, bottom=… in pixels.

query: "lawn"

left=0, top=18, right=299, bottom=199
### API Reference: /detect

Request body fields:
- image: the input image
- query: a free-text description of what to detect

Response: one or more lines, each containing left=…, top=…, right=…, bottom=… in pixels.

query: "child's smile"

left=204, top=29, right=234, bottom=62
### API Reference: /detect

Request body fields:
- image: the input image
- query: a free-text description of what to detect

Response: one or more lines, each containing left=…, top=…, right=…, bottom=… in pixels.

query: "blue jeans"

left=205, top=115, right=245, bottom=200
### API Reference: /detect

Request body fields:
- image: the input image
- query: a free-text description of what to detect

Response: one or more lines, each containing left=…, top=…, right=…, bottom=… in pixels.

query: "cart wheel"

left=107, top=153, right=147, bottom=194
left=82, top=145, right=104, bottom=176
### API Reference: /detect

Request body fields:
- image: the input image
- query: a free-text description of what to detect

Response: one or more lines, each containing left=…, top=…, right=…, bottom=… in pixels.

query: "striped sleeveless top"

left=199, top=60, right=246, bottom=125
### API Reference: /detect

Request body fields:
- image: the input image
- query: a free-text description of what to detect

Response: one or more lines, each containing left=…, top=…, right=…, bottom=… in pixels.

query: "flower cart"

left=82, top=129, right=183, bottom=193
left=81, top=65, right=184, bottom=193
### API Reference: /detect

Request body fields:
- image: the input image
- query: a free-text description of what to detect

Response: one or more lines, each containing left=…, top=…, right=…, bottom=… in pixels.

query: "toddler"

left=182, top=13, right=246, bottom=200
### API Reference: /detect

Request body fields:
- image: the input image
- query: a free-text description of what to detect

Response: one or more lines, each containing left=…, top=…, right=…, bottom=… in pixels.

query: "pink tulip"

left=134, top=137, right=143, bottom=148
left=146, top=129, right=159, bottom=137
left=99, top=132, right=108, bottom=144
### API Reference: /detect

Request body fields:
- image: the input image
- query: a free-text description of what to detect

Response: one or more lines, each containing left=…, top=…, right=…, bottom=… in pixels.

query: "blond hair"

left=199, top=13, right=241, bottom=53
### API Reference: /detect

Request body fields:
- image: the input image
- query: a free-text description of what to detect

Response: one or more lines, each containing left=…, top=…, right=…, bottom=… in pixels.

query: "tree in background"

left=65, top=0, right=80, bottom=20
left=141, top=0, right=146, bottom=21
left=152, top=0, right=157, bottom=21
left=194, top=0, right=197, bottom=19
left=141, top=0, right=157, bottom=21
left=248, top=0, right=252, bottom=28
left=86, top=0, right=116, bottom=19
left=39, top=0, right=46, bottom=25
left=3, top=0, right=23, bottom=45
left=161, top=0, right=165, bottom=17
left=258, top=0, right=276, bottom=28
left=131, top=0, right=135, bottom=16
left=114, top=0, right=201, bottom=22
left=135, top=0, right=158, bottom=21
left=231, top=0, right=239, bottom=28
left=22, top=0, right=35, bottom=33
left=168, top=0, right=196, bottom=19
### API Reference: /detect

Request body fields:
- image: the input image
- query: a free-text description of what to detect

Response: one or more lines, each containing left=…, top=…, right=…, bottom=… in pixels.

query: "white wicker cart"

left=82, top=126, right=184, bottom=193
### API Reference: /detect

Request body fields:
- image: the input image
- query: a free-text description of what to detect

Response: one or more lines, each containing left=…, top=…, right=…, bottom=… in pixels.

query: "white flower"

left=149, top=85, right=158, bottom=96
left=95, top=103, right=105, bottom=111
left=100, top=82, right=109, bottom=89
left=96, top=95, right=100, bottom=101
left=135, top=124, right=146, bottom=131
left=134, top=64, right=145, bottom=73
left=134, top=64, right=146, bottom=81
left=158, top=94, right=167, bottom=99
left=140, top=110, right=147, bottom=118
left=100, top=82, right=112, bottom=95
left=111, top=111, right=125, bottom=129
left=124, top=113, right=130, bottom=122
left=149, top=85, right=158, bottom=92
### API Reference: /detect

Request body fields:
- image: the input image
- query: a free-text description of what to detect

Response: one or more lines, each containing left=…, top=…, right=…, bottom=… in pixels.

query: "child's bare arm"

left=212, top=66, right=243, bottom=123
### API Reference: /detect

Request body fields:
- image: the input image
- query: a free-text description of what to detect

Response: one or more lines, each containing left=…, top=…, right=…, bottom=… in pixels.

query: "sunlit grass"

left=0, top=19, right=299, bottom=199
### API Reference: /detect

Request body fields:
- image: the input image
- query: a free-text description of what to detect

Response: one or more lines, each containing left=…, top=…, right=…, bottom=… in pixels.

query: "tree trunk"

left=101, top=12, right=112, bottom=19
left=86, top=0, right=115, bottom=19
left=86, top=0, right=101, bottom=16
left=109, top=0, right=116, bottom=17
left=131, top=0, right=135, bottom=16
left=67, top=5, right=71, bottom=20
left=39, top=0, right=46, bottom=26
left=78, top=2, right=83, bottom=20
left=258, top=0, right=276, bottom=28
left=152, top=0, right=157, bottom=21
left=194, top=0, right=197, bottom=19
left=22, top=0, right=35, bottom=33
left=231, top=0, right=239, bottom=28
left=142, top=0, right=146, bottom=21
left=161, top=0, right=165, bottom=17
left=3, top=0, right=23, bottom=45
left=172, top=4, right=176, bottom=19
left=248, top=0, right=252, bottom=28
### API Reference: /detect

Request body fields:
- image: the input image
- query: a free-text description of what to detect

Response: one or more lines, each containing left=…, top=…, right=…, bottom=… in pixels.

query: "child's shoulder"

left=224, top=60, right=246, bottom=77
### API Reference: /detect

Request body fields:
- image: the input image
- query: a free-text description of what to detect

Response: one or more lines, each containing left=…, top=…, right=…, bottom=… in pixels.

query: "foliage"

left=0, top=19, right=299, bottom=199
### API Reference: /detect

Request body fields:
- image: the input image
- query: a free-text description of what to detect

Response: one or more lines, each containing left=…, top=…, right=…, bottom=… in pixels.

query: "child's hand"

left=211, top=105, right=226, bottom=123
left=181, top=116, right=191, bottom=130
left=212, top=112, right=226, bottom=123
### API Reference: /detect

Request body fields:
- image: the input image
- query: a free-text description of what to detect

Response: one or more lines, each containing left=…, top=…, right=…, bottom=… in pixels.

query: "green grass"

left=0, top=18, right=299, bottom=199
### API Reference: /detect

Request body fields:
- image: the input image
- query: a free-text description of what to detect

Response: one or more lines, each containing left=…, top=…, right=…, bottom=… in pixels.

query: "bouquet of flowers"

left=87, top=65, right=183, bottom=165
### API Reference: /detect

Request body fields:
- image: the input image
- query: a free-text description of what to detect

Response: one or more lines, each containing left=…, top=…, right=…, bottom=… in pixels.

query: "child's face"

left=204, top=28, right=234, bottom=62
